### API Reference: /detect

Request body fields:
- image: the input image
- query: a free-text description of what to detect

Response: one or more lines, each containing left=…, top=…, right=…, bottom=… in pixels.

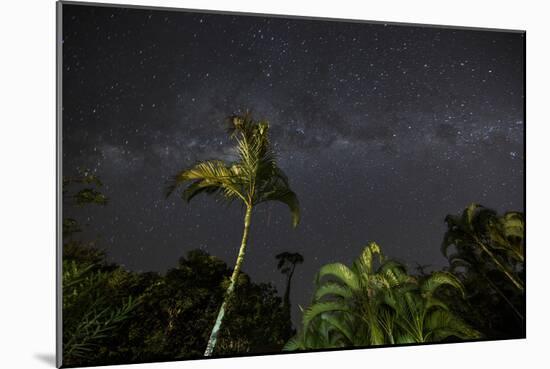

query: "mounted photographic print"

left=57, top=1, right=525, bottom=367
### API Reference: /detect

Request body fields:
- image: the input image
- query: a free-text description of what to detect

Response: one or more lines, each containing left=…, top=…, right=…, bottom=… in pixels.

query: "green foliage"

left=441, top=204, right=525, bottom=339
left=63, top=168, right=103, bottom=187
left=73, top=188, right=108, bottom=206
left=443, top=203, right=524, bottom=290
left=285, top=242, right=480, bottom=350
left=62, top=246, right=292, bottom=366
left=62, top=218, right=82, bottom=238
left=62, top=169, right=109, bottom=238
left=62, top=247, right=140, bottom=366
left=62, top=171, right=127, bottom=366
left=63, top=168, right=109, bottom=206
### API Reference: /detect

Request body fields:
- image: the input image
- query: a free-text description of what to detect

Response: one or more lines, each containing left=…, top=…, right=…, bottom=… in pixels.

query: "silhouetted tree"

left=275, top=251, right=304, bottom=327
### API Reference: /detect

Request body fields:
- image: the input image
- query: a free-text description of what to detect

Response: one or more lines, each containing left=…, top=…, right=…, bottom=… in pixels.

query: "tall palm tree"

left=166, top=113, right=300, bottom=356
left=285, top=242, right=479, bottom=350
left=276, top=252, right=304, bottom=315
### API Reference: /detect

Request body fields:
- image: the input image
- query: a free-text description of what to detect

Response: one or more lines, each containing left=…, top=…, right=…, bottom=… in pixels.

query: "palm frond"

left=256, top=167, right=300, bottom=226
left=321, top=314, right=355, bottom=345
left=314, top=282, right=354, bottom=302
left=461, top=203, right=483, bottom=232
left=316, top=263, right=359, bottom=291
left=377, top=260, right=408, bottom=287
left=270, top=188, right=300, bottom=227
left=421, top=271, right=464, bottom=298
left=282, top=333, right=305, bottom=351
left=165, top=160, right=246, bottom=203
left=353, top=242, right=383, bottom=275
left=303, top=301, right=351, bottom=331
left=425, top=310, right=481, bottom=341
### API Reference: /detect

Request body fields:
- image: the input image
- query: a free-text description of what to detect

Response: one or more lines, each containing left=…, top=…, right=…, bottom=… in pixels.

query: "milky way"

left=62, top=3, right=525, bottom=323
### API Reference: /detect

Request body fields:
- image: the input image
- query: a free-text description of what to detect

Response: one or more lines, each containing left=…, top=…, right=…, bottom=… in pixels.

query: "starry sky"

left=62, top=3, right=525, bottom=323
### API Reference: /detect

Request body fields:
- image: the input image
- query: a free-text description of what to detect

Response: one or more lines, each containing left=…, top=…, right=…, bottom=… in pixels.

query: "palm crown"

left=166, top=113, right=299, bottom=226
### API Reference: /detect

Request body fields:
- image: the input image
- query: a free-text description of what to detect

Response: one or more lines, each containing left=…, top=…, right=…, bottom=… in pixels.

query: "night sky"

left=62, top=3, right=525, bottom=323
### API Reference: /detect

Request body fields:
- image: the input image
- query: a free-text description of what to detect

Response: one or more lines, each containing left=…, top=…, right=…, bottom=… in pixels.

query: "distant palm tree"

left=276, top=252, right=304, bottom=320
left=442, top=203, right=524, bottom=291
left=166, top=112, right=300, bottom=356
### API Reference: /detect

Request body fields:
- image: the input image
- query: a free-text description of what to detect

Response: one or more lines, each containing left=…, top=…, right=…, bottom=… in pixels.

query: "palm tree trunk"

left=204, top=206, right=253, bottom=357
left=283, top=265, right=294, bottom=312
left=473, top=237, right=524, bottom=292
left=282, top=265, right=294, bottom=336
left=481, top=271, right=524, bottom=320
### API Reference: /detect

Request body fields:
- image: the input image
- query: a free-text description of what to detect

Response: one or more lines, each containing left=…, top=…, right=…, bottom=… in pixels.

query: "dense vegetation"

left=285, top=242, right=480, bottom=349
left=62, top=114, right=524, bottom=365
left=63, top=200, right=524, bottom=365
left=285, top=205, right=525, bottom=351
left=63, top=243, right=293, bottom=367
left=440, top=204, right=525, bottom=339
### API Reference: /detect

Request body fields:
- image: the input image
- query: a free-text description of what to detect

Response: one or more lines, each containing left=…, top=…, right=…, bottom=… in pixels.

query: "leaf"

left=421, top=271, right=464, bottom=298
left=461, top=203, right=481, bottom=232
left=282, top=334, right=304, bottom=351
left=303, top=301, right=351, bottom=332
left=425, top=310, right=481, bottom=341
left=314, top=282, right=353, bottom=302
left=73, top=188, right=108, bottom=206
left=317, top=263, right=359, bottom=291
left=321, top=314, right=355, bottom=344
left=271, top=189, right=300, bottom=227
left=353, top=242, right=383, bottom=276
left=167, top=160, right=245, bottom=201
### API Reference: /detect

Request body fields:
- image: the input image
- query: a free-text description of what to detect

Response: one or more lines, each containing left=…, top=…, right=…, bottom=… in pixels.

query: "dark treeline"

left=62, top=201, right=524, bottom=367
left=63, top=242, right=293, bottom=367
